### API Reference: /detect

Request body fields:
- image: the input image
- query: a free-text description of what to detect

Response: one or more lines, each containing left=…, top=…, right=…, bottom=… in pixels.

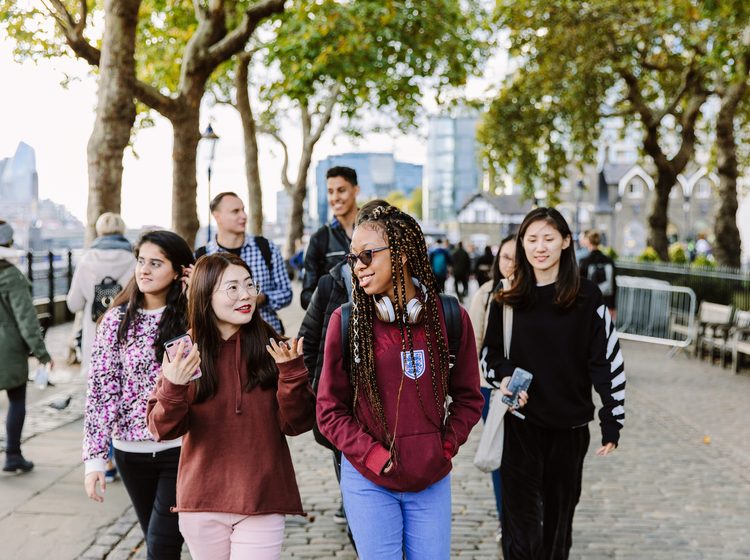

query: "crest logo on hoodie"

left=401, top=350, right=426, bottom=380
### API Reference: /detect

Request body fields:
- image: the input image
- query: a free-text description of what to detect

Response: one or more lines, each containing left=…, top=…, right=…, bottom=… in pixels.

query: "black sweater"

left=481, top=279, right=625, bottom=446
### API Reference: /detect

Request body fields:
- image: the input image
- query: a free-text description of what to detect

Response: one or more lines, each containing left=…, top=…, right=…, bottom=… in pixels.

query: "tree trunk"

left=85, top=0, right=141, bottom=243
left=646, top=172, right=674, bottom=260
left=235, top=54, right=264, bottom=235
left=712, top=82, right=745, bottom=268
left=285, top=142, right=315, bottom=259
left=171, top=107, right=201, bottom=247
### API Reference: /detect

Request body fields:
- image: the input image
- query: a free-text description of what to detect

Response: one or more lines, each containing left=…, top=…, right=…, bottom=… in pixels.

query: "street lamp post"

left=201, top=124, right=220, bottom=244
left=575, top=179, right=585, bottom=245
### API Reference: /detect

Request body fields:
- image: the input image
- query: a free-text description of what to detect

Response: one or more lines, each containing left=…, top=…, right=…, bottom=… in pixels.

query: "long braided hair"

left=348, top=203, right=452, bottom=452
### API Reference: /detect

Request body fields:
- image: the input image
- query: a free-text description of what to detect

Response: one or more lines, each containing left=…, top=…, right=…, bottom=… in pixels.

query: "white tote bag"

left=473, top=281, right=512, bottom=473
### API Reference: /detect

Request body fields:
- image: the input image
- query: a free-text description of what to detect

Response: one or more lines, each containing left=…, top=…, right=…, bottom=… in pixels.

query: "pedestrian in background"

left=578, top=229, right=617, bottom=321
left=482, top=208, right=625, bottom=560
left=429, top=238, right=452, bottom=292
left=68, top=212, right=134, bottom=483
left=0, top=220, right=54, bottom=473
left=451, top=241, right=471, bottom=303
left=67, top=212, right=134, bottom=373
left=468, top=233, right=515, bottom=542
left=474, top=245, right=494, bottom=287
left=147, top=253, right=315, bottom=560
left=83, top=230, right=194, bottom=560
left=317, top=203, right=483, bottom=559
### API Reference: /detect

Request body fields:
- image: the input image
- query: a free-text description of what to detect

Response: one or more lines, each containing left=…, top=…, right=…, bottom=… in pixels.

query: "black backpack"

left=587, top=262, right=614, bottom=297
left=92, top=276, right=122, bottom=322
left=340, top=293, right=462, bottom=372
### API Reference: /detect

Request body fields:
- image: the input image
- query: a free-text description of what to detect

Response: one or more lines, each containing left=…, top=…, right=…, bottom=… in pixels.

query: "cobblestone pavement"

left=3, top=293, right=750, bottom=559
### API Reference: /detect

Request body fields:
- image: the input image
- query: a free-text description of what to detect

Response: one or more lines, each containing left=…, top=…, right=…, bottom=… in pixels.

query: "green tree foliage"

left=227, top=0, right=488, bottom=255
left=479, top=0, right=714, bottom=260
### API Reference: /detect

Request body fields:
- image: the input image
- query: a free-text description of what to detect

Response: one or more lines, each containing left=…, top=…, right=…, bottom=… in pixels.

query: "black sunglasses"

left=346, top=246, right=389, bottom=268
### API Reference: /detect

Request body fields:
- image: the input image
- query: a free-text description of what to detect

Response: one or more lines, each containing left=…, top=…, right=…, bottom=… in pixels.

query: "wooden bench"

left=730, top=310, right=750, bottom=374
left=671, top=301, right=733, bottom=357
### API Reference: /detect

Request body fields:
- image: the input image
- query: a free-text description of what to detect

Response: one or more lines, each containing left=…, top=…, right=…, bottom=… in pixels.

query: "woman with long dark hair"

left=468, top=233, right=515, bottom=542
left=316, top=203, right=483, bottom=559
left=481, top=208, right=625, bottom=560
left=83, top=230, right=194, bottom=559
left=147, top=253, right=315, bottom=559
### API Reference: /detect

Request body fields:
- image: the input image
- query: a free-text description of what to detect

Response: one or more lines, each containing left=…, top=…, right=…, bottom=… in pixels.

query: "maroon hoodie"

left=316, top=304, right=483, bottom=492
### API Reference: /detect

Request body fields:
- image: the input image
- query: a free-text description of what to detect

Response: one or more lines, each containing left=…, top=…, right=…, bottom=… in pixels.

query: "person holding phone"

left=481, top=208, right=626, bottom=560
left=316, top=203, right=483, bottom=560
left=147, top=253, right=315, bottom=560
left=83, top=230, right=194, bottom=560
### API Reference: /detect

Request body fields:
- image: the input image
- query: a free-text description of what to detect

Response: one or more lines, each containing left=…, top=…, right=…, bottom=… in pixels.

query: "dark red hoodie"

left=316, top=304, right=483, bottom=492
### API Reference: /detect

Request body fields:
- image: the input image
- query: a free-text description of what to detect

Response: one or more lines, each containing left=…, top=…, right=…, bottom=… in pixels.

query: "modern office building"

left=0, top=141, right=84, bottom=250
left=314, top=153, right=423, bottom=226
left=423, top=113, right=482, bottom=225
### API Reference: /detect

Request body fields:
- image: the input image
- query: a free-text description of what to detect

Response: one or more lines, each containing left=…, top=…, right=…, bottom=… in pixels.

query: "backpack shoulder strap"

left=438, top=294, right=461, bottom=369
left=340, top=302, right=352, bottom=373
left=254, top=236, right=273, bottom=273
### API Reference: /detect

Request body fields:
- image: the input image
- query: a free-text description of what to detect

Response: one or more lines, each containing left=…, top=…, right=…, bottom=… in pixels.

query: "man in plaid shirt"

left=195, top=192, right=292, bottom=333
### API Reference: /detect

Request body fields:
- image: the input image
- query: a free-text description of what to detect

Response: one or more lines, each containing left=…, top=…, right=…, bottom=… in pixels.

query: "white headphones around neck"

left=373, top=278, right=427, bottom=324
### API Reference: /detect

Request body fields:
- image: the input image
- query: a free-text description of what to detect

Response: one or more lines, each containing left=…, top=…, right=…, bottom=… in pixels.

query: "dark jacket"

left=0, top=257, right=52, bottom=391
left=578, top=249, right=617, bottom=309
left=317, top=304, right=484, bottom=492
left=481, top=279, right=625, bottom=446
left=452, top=246, right=471, bottom=279
left=299, top=261, right=351, bottom=390
left=301, top=222, right=350, bottom=310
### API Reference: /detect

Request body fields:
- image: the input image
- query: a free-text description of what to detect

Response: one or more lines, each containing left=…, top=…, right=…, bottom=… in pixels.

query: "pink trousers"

left=178, top=511, right=285, bottom=560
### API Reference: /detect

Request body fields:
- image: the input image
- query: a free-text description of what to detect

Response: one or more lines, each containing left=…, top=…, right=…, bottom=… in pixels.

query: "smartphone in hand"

left=501, top=367, right=533, bottom=408
left=164, top=334, right=202, bottom=380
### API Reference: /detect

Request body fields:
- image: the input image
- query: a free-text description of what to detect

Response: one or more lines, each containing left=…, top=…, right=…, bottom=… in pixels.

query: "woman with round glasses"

left=316, top=202, right=483, bottom=559
left=147, top=252, right=315, bottom=559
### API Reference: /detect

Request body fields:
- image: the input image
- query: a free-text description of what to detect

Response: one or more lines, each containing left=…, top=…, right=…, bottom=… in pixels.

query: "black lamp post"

left=575, top=179, right=585, bottom=244
left=201, top=123, right=220, bottom=244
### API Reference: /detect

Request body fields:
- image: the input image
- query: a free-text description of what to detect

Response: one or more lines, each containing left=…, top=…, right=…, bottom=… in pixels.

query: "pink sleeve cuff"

left=364, top=445, right=391, bottom=475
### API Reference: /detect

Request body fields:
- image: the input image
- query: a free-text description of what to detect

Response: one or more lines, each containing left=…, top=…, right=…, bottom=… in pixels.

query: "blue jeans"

left=481, top=386, right=503, bottom=522
left=340, top=455, right=451, bottom=560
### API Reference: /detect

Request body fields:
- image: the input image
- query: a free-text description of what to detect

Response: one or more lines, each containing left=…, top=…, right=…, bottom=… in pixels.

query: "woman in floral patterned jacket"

left=82, top=230, right=193, bottom=560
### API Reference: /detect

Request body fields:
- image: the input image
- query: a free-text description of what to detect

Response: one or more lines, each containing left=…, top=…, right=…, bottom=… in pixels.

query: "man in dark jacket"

left=298, top=260, right=354, bottom=533
left=300, top=166, right=359, bottom=309
left=578, top=229, right=618, bottom=320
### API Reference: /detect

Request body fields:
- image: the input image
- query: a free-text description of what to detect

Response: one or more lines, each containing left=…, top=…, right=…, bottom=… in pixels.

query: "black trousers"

left=501, top=415, right=590, bottom=560
left=4, top=383, right=26, bottom=455
left=114, top=447, right=183, bottom=560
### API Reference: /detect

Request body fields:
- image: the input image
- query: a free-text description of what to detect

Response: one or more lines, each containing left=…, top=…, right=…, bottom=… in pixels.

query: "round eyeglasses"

left=215, top=279, right=260, bottom=301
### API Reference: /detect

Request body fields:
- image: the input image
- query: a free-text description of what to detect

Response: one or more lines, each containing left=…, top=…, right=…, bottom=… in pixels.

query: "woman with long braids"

left=316, top=202, right=483, bottom=559
left=482, top=208, right=625, bottom=560
left=147, top=253, right=315, bottom=559
left=83, top=230, right=194, bottom=559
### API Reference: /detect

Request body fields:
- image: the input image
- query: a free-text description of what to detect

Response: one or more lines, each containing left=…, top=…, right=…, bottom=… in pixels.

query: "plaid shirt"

left=205, top=235, right=292, bottom=333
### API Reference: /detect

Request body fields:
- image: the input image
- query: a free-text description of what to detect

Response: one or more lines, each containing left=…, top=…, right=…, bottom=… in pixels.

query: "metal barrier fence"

left=616, top=260, right=749, bottom=311
left=615, top=276, right=697, bottom=350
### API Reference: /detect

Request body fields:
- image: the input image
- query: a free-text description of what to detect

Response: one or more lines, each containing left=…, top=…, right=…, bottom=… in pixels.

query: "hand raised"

left=266, top=337, right=304, bottom=364
left=161, top=340, right=201, bottom=385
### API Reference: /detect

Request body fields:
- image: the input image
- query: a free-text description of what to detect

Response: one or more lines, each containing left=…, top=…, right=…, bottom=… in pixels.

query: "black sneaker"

left=333, top=505, right=347, bottom=525
left=3, top=454, right=34, bottom=473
